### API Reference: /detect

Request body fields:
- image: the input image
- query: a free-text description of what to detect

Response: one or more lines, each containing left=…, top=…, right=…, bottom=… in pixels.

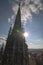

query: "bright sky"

left=0, top=0, right=43, bottom=49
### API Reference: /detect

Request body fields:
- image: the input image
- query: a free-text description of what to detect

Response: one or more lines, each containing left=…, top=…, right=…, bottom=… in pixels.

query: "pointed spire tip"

left=19, top=2, right=20, bottom=7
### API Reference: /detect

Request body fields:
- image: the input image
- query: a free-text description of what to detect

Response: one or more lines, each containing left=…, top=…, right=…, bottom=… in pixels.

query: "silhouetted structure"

left=1, top=4, right=29, bottom=65
left=0, top=43, right=4, bottom=64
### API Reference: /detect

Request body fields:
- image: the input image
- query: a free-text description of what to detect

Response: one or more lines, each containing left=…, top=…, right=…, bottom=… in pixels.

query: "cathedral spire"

left=1, top=3, right=29, bottom=65
left=12, top=4, right=21, bottom=32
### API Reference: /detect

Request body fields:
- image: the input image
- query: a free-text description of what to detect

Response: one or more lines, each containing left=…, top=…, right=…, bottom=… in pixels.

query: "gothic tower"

left=1, top=4, right=29, bottom=65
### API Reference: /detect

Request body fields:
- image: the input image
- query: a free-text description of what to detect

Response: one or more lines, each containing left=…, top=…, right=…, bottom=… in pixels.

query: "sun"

left=23, top=32, right=28, bottom=38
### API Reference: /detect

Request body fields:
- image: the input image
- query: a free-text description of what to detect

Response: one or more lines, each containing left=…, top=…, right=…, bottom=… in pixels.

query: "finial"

left=19, top=1, right=21, bottom=7
left=19, top=3, right=20, bottom=6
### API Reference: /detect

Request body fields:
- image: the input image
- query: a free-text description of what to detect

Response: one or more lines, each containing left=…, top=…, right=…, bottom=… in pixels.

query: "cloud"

left=28, top=43, right=43, bottom=49
left=32, top=0, right=41, bottom=5
left=34, top=38, right=43, bottom=44
left=8, top=15, right=15, bottom=23
left=26, top=37, right=43, bottom=49
left=8, top=0, right=43, bottom=22
left=21, top=6, right=32, bottom=21
left=0, top=36, right=6, bottom=45
left=8, top=15, right=15, bottom=28
left=29, top=4, right=39, bottom=14
left=28, top=38, right=43, bottom=44
left=8, top=18, right=11, bottom=23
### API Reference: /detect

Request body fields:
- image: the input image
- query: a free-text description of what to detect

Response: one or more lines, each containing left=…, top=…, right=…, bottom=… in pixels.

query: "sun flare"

left=23, top=32, right=28, bottom=37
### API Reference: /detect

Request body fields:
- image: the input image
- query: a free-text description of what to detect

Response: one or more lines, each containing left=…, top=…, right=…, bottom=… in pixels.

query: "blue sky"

left=0, top=0, right=43, bottom=49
